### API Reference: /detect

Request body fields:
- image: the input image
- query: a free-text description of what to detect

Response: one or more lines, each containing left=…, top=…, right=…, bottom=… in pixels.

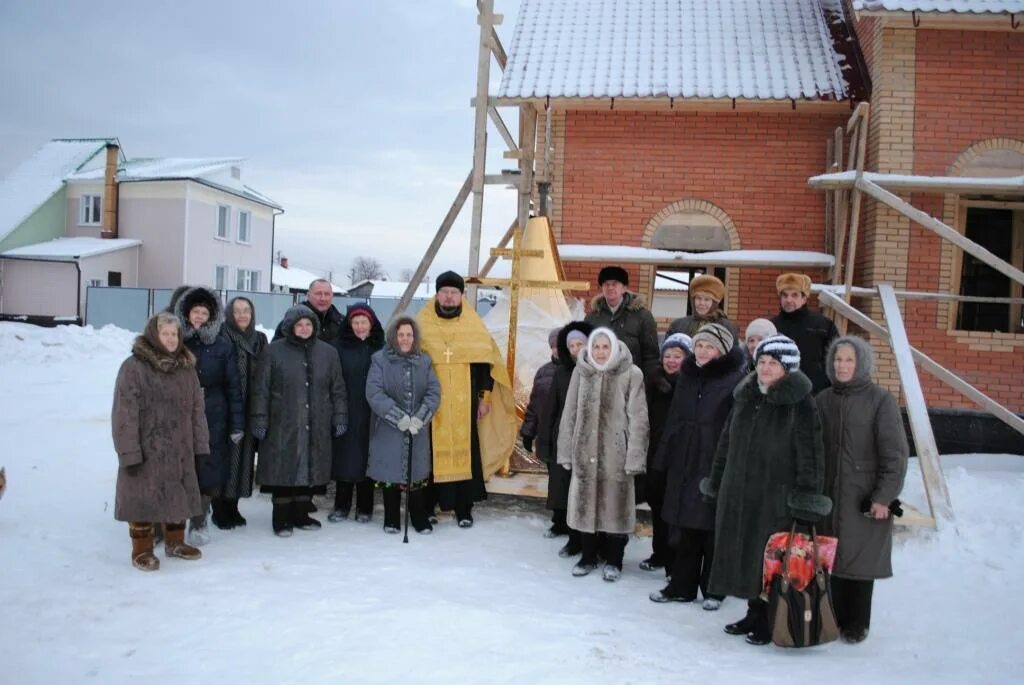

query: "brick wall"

left=558, top=109, right=843, bottom=330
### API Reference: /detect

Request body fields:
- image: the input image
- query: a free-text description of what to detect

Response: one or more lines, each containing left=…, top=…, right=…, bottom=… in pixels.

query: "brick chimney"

left=101, top=143, right=119, bottom=239
left=280, top=256, right=289, bottom=268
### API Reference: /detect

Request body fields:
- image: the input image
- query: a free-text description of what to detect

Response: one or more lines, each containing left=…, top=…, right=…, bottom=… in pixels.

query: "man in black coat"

left=770, top=273, right=838, bottom=394
left=274, top=279, right=345, bottom=344
left=584, top=265, right=660, bottom=383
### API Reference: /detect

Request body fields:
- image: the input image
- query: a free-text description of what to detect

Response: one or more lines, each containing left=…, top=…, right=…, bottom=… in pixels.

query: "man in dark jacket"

left=584, top=265, right=660, bottom=382
left=274, top=279, right=345, bottom=344
left=771, top=273, right=838, bottom=394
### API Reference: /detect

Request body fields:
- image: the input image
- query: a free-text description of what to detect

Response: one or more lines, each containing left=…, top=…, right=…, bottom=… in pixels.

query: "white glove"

left=397, top=414, right=413, bottom=432
left=409, top=416, right=424, bottom=435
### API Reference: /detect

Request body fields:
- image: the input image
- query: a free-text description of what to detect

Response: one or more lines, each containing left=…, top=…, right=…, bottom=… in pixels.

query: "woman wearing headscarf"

left=175, top=286, right=244, bottom=545
left=112, top=313, right=208, bottom=571
left=218, top=296, right=268, bottom=528
left=816, top=336, right=908, bottom=644
left=366, top=315, right=441, bottom=534
left=700, top=334, right=831, bottom=645
left=329, top=303, right=386, bottom=523
left=557, top=327, right=649, bottom=582
left=252, top=305, right=348, bottom=536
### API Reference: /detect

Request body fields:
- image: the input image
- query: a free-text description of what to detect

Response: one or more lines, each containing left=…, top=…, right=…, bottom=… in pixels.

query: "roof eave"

left=118, top=177, right=283, bottom=210
left=854, top=9, right=1024, bottom=31
left=487, top=96, right=853, bottom=112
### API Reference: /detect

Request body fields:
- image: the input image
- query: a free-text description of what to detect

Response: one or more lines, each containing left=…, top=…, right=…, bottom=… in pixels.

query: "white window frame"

left=215, top=265, right=229, bottom=290
left=80, top=195, right=102, bottom=226
left=237, top=210, right=251, bottom=244
left=236, top=268, right=260, bottom=291
left=216, top=205, right=231, bottom=240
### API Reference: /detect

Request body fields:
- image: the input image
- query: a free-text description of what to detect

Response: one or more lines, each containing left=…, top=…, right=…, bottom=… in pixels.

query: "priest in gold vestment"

left=417, top=271, right=517, bottom=527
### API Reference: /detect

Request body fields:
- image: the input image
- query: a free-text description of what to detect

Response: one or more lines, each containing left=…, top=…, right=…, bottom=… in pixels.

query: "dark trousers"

left=645, top=470, right=670, bottom=564
left=581, top=533, right=628, bottom=569
left=334, top=478, right=375, bottom=516
left=382, top=486, right=430, bottom=531
left=667, top=526, right=722, bottom=600
left=551, top=508, right=571, bottom=534
left=438, top=480, right=479, bottom=521
left=831, top=577, right=875, bottom=632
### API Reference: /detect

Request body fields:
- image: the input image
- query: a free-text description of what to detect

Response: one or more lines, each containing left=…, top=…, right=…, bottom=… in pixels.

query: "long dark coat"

left=112, top=323, right=208, bottom=523
left=656, top=346, right=746, bottom=531
left=253, top=306, right=348, bottom=487
left=638, top=365, right=677, bottom=506
left=816, top=336, right=908, bottom=580
left=176, top=287, right=244, bottom=492
left=701, top=370, right=831, bottom=600
left=585, top=292, right=660, bottom=381
left=536, top=321, right=593, bottom=510
left=520, top=357, right=557, bottom=444
left=667, top=310, right=739, bottom=344
left=772, top=305, right=839, bottom=394
left=273, top=299, right=345, bottom=344
left=557, top=336, right=649, bottom=535
left=366, top=318, right=441, bottom=485
left=222, top=297, right=268, bottom=499
left=332, top=305, right=385, bottom=481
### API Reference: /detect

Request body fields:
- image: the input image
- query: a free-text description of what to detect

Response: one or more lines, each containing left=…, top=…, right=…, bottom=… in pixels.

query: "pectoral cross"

left=444, top=346, right=453, bottom=364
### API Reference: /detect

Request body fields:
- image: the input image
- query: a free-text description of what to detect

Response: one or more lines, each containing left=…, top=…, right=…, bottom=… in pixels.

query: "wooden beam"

left=490, top=247, right=543, bottom=259
left=394, top=171, right=473, bottom=317
left=809, top=174, right=1024, bottom=194
left=467, top=0, right=496, bottom=308
left=858, top=178, right=1024, bottom=286
left=814, top=284, right=1024, bottom=305
left=846, top=102, right=869, bottom=134
left=832, top=126, right=846, bottom=284
left=484, top=173, right=521, bottom=186
left=471, top=277, right=590, bottom=291
left=477, top=219, right=517, bottom=278
left=488, top=106, right=518, bottom=153
left=841, top=106, right=870, bottom=334
left=818, top=289, right=1024, bottom=437
left=876, top=284, right=954, bottom=525
left=517, top=105, right=537, bottom=245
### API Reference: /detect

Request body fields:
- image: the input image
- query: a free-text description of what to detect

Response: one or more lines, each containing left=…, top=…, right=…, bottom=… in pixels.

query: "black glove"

left=252, top=426, right=267, bottom=440
left=860, top=497, right=903, bottom=518
left=521, top=435, right=534, bottom=453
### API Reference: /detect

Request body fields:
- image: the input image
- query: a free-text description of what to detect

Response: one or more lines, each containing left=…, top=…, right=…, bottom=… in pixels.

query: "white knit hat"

left=753, top=334, right=801, bottom=373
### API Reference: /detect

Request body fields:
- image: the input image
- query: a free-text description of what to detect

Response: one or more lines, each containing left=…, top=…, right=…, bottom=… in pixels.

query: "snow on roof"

left=349, top=279, right=433, bottom=299
left=808, top=170, right=1024, bottom=192
left=559, top=245, right=836, bottom=268
left=1, top=236, right=141, bottom=261
left=497, top=0, right=849, bottom=101
left=271, top=264, right=345, bottom=294
left=853, top=1, right=1024, bottom=13
left=0, top=139, right=114, bottom=244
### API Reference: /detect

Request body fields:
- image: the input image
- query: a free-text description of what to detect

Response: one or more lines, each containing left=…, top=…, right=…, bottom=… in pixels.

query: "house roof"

left=68, top=157, right=283, bottom=210
left=349, top=279, right=432, bottom=299
left=852, top=1, right=1024, bottom=12
left=1, top=236, right=141, bottom=261
left=0, top=138, right=115, bottom=245
left=496, top=0, right=850, bottom=102
left=271, top=263, right=346, bottom=294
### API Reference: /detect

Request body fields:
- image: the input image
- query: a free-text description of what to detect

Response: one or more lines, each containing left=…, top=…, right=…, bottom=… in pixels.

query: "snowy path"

left=0, top=323, right=1021, bottom=684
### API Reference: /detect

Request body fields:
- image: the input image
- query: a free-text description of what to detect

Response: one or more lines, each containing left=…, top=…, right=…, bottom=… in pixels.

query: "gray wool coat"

left=701, top=370, right=831, bottom=600
left=112, top=332, right=208, bottom=523
left=557, top=342, right=649, bottom=535
left=365, top=318, right=441, bottom=485
left=252, top=306, right=348, bottom=487
left=816, top=336, right=908, bottom=580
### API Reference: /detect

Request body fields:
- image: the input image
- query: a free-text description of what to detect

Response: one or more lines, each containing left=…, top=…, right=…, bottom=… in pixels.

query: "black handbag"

left=768, top=523, right=840, bottom=648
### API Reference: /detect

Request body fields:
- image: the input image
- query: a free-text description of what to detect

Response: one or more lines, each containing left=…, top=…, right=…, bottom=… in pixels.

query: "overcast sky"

left=0, top=0, right=522, bottom=285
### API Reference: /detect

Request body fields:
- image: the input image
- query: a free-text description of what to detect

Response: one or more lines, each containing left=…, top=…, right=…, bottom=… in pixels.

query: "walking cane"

left=403, top=433, right=413, bottom=544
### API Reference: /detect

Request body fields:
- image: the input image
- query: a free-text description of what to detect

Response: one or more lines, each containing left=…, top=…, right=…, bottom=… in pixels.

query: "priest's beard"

left=436, top=301, right=462, bottom=319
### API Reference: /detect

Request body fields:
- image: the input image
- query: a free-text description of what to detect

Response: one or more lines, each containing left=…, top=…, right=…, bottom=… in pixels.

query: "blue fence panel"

left=152, top=289, right=175, bottom=315
left=85, top=287, right=151, bottom=332
left=225, top=290, right=296, bottom=331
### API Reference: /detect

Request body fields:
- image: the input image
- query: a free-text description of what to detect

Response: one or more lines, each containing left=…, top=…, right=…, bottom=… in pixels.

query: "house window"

left=80, top=195, right=102, bottom=225
left=107, top=271, right=122, bottom=287
left=236, top=268, right=260, bottom=291
left=956, top=205, right=1024, bottom=333
left=215, top=265, right=229, bottom=290
left=237, top=210, right=251, bottom=243
left=217, top=205, right=231, bottom=240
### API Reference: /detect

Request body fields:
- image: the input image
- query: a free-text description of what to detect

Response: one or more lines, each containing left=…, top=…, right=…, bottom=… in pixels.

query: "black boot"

left=272, top=497, right=293, bottom=537
left=409, top=487, right=432, bottom=534
left=743, top=599, right=772, bottom=646
left=292, top=496, right=322, bottom=530
left=382, top=487, right=401, bottom=533
left=211, top=498, right=235, bottom=530
left=559, top=529, right=582, bottom=558
left=228, top=498, right=247, bottom=527
left=725, top=599, right=762, bottom=636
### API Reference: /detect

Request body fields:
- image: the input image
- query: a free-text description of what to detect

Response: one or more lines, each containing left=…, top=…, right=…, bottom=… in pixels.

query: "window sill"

left=214, top=235, right=231, bottom=242
left=236, top=240, right=251, bottom=246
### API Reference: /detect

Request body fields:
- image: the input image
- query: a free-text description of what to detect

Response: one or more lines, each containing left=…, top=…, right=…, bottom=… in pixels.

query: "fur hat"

left=435, top=270, right=465, bottom=293
left=754, top=334, right=801, bottom=373
left=744, top=318, right=777, bottom=342
left=776, top=273, right=812, bottom=296
left=692, top=322, right=734, bottom=357
left=660, top=332, right=693, bottom=356
left=688, top=274, right=726, bottom=303
left=598, top=265, right=629, bottom=286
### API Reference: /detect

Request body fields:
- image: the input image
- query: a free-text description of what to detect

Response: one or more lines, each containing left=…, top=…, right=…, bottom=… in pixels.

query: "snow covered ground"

left=0, top=322, right=1021, bottom=684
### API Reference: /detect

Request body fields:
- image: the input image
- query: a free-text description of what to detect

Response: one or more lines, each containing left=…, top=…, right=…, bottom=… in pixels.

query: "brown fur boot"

left=129, top=522, right=160, bottom=572
left=164, top=522, right=202, bottom=561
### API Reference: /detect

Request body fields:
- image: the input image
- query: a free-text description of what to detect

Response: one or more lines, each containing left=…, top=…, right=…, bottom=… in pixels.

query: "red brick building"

left=494, top=0, right=1023, bottom=421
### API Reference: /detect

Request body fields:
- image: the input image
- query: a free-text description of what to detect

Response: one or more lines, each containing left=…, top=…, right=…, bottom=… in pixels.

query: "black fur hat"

left=598, top=265, right=629, bottom=286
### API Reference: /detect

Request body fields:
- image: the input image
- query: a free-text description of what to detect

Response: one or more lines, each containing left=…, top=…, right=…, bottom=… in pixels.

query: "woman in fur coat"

left=816, top=336, right=908, bottom=644
left=252, top=305, right=348, bottom=537
left=650, top=323, right=745, bottom=610
left=112, top=313, right=208, bottom=571
left=699, top=334, right=831, bottom=645
left=557, top=327, right=649, bottom=582
left=535, top=321, right=593, bottom=558
left=218, top=296, right=268, bottom=528
left=366, top=316, right=441, bottom=534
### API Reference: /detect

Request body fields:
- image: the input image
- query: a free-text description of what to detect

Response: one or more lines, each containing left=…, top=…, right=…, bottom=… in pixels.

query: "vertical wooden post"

left=467, top=0, right=497, bottom=308
left=518, top=105, right=537, bottom=243
left=840, top=105, right=870, bottom=334
left=831, top=126, right=846, bottom=283
left=877, top=284, right=954, bottom=525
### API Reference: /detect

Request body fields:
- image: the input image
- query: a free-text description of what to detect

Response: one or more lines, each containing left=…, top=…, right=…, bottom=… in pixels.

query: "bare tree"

left=348, top=256, right=386, bottom=284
